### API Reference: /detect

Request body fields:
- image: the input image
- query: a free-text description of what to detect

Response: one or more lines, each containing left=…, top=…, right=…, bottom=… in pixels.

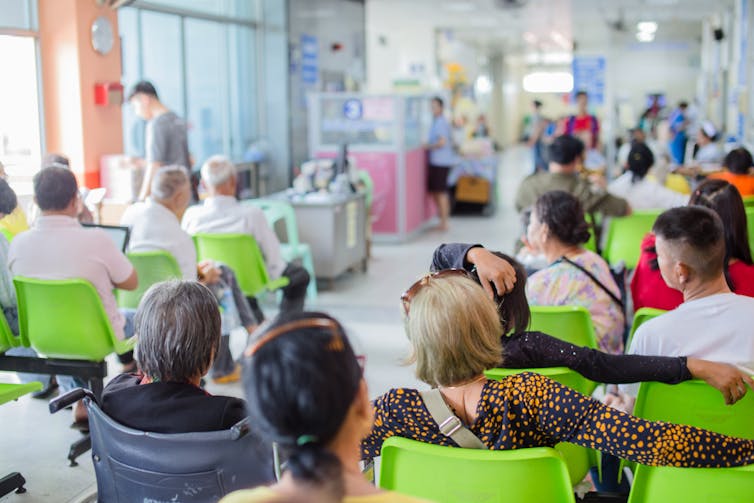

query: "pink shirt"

left=8, top=215, right=134, bottom=339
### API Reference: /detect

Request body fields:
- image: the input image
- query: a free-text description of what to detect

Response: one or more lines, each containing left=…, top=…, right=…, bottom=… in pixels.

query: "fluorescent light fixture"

left=636, top=31, right=655, bottom=42
left=542, top=52, right=573, bottom=64
left=475, top=75, right=493, bottom=94
left=522, top=71, right=574, bottom=93
left=637, top=21, right=658, bottom=33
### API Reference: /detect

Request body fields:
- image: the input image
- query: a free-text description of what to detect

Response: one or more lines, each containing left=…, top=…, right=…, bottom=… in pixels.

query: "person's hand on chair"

left=687, top=358, right=754, bottom=405
left=197, top=260, right=221, bottom=285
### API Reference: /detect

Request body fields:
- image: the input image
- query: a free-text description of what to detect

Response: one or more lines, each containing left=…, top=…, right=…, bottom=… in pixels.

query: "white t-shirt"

left=8, top=215, right=134, bottom=339
left=182, top=195, right=285, bottom=279
left=607, top=173, right=688, bottom=211
left=694, top=143, right=723, bottom=172
left=120, top=199, right=197, bottom=280
left=620, top=293, right=754, bottom=396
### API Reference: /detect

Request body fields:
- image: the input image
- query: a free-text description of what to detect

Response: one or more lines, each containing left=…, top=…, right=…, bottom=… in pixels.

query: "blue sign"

left=343, top=99, right=363, bottom=120
left=301, top=34, right=318, bottom=85
left=572, top=56, right=606, bottom=105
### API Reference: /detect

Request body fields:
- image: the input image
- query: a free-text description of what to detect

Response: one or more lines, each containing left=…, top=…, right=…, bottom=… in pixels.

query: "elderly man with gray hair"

left=182, top=155, right=310, bottom=315
left=120, top=166, right=257, bottom=383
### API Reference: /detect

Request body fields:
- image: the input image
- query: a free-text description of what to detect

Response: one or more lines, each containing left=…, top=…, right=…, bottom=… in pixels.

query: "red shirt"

left=631, top=233, right=754, bottom=311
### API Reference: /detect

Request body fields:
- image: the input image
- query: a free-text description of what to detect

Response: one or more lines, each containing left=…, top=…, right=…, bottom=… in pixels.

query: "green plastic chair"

left=625, top=307, right=665, bottom=353
left=628, top=464, right=754, bottom=503
left=193, top=233, right=289, bottom=299
left=742, top=195, right=754, bottom=209
left=528, top=305, right=598, bottom=349
left=746, top=208, right=754, bottom=256
left=378, top=437, right=576, bottom=503
left=0, top=308, right=19, bottom=351
left=14, top=277, right=135, bottom=360
left=0, top=228, right=13, bottom=243
left=116, top=251, right=182, bottom=309
left=583, top=212, right=598, bottom=253
left=633, top=379, right=754, bottom=439
left=0, top=379, right=42, bottom=496
left=484, top=367, right=598, bottom=484
left=243, top=199, right=317, bottom=300
left=602, top=211, right=661, bottom=269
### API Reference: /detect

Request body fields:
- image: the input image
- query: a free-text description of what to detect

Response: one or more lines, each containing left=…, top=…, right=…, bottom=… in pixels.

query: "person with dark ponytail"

left=221, top=312, right=430, bottom=503
left=525, top=190, right=625, bottom=353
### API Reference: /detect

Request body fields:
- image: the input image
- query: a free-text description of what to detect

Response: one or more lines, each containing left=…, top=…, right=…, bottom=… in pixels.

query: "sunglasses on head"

left=400, top=269, right=472, bottom=316
left=244, top=317, right=345, bottom=357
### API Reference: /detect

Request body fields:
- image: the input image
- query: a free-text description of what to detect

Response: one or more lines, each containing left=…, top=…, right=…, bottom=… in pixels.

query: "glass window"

left=0, top=34, right=41, bottom=194
left=185, top=18, right=228, bottom=166
left=140, top=11, right=185, bottom=117
left=262, top=0, right=285, bottom=29
left=139, top=0, right=258, bottom=21
left=0, top=0, right=37, bottom=30
left=118, top=7, right=144, bottom=157
left=228, top=25, right=257, bottom=160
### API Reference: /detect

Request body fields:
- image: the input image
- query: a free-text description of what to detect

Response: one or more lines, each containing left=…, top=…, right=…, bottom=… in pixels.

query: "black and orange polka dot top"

left=361, top=372, right=754, bottom=468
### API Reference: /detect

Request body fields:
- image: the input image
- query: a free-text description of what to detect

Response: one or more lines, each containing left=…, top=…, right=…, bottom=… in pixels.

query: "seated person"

left=222, top=312, right=428, bottom=503
left=622, top=206, right=754, bottom=400
left=432, top=242, right=751, bottom=403
left=182, top=156, right=310, bottom=314
left=709, top=147, right=754, bottom=196
left=8, top=167, right=138, bottom=419
left=102, top=280, right=246, bottom=433
left=691, top=121, right=723, bottom=173
left=120, top=165, right=257, bottom=383
left=0, top=161, right=29, bottom=236
left=608, top=142, right=687, bottom=210
left=631, top=179, right=754, bottom=310
left=360, top=272, right=754, bottom=469
left=524, top=190, right=625, bottom=354
left=515, top=134, right=630, bottom=217
left=26, top=154, right=95, bottom=225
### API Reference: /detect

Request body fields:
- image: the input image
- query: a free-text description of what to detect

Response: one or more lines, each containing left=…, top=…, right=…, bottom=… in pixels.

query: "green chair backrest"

left=628, top=464, right=754, bottom=503
left=746, top=208, right=754, bottom=256
left=742, top=195, right=754, bottom=209
left=193, top=233, right=276, bottom=298
left=14, top=276, right=129, bottom=361
left=379, top=437, right=575, bottom=503
left=0, top=309, right=18, bottom=353
left=244, top=199, right=302, bottom=250
left=485, top=366, right=596, bottom=396
left=0, top=228, right=13, bottom=243
left=116, top=251, right=182, bottom=309
left=355, top=169, right=374, bottom=210
left=603, top=211, right=661, bottom=269
left=625, top=307, right=665, bottom=352
left=528, top=306, right=598, bottom=349
left=634, top=379, right=754, bottom=439
left=583, top=212, right=598, bottom=253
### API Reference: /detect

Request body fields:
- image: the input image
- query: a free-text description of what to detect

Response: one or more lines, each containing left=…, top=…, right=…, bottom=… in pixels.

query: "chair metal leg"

left=0, top=472, right=27, bottom=496
left=68, top=434, right=92, bottom=467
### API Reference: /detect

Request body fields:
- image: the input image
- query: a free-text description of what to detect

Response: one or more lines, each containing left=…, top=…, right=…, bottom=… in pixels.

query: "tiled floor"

left=0, top=146, right=532, bottom=502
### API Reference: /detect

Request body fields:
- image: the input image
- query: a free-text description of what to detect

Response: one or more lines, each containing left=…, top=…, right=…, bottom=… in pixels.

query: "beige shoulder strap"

left=419, top=389, right=486, bottom=449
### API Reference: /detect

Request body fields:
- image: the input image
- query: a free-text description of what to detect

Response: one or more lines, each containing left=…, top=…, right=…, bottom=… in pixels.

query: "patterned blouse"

left=361, top=373, right=754, bottom=468
left=526, top=250, right=625, bottom=354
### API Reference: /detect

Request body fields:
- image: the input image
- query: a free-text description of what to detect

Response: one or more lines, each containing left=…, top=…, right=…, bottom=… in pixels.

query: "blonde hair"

left=404, top=274, right=503, bottom=387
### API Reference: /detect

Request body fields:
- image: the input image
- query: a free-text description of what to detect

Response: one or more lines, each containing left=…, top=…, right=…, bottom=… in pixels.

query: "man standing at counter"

left=424, top=96, right=455, bottom=232
left=128, top=81, right=191, bottom=201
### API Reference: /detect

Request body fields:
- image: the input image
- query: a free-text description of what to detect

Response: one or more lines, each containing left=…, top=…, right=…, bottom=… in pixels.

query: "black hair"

left=533, top=100, right=543, bottom=108
left=128, top=80, right=159, bottom=100
left=652, top=206, right=726, bottom=281
left=41, top=153, right=70, bottom=169
left=469, top=252, right=530, bottom=335
left=688, top=179, right=752, bottom=289
left=0, top=178, right=18, bottom=216
left=243, top=311, right=362, bottom=499
left=33, top=167, right=78, bottom=211
left=431, top=96, right=444, bottom=108
left=723, top=147, right=753, bottom=175
left=679, top=101, right=689, bottom=109
left=534, top=190, right=591, bottom=246
left=576, top=90, right=588, bottom=99
left=547, top=135, right=585, bottom=165
left=627, top=142, right=654, bottom=183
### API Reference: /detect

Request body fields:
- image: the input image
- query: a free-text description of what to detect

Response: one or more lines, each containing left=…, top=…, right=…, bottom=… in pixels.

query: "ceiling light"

left=637, top=21, right=658, bottom=33
left=475, top=75, right=493, bottom=94
left=636, top=31, right=655, bottom=42
left=522, top=71, right=574, bottom=93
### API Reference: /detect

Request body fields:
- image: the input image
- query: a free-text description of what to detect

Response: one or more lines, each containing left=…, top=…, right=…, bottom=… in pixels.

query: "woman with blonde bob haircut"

left=360, top=270, right=754, bottom=474
left=404, top=273, right=502, bottom=388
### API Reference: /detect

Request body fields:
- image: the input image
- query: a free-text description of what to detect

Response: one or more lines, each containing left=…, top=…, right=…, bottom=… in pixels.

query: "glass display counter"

left=308, top=93, right=437, bottom=242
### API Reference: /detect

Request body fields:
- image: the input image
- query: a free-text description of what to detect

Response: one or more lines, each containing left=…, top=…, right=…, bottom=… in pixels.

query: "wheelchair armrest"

left=230, top=417, right=250, bottom=439
left=49, top=387, right=97, bottom=413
